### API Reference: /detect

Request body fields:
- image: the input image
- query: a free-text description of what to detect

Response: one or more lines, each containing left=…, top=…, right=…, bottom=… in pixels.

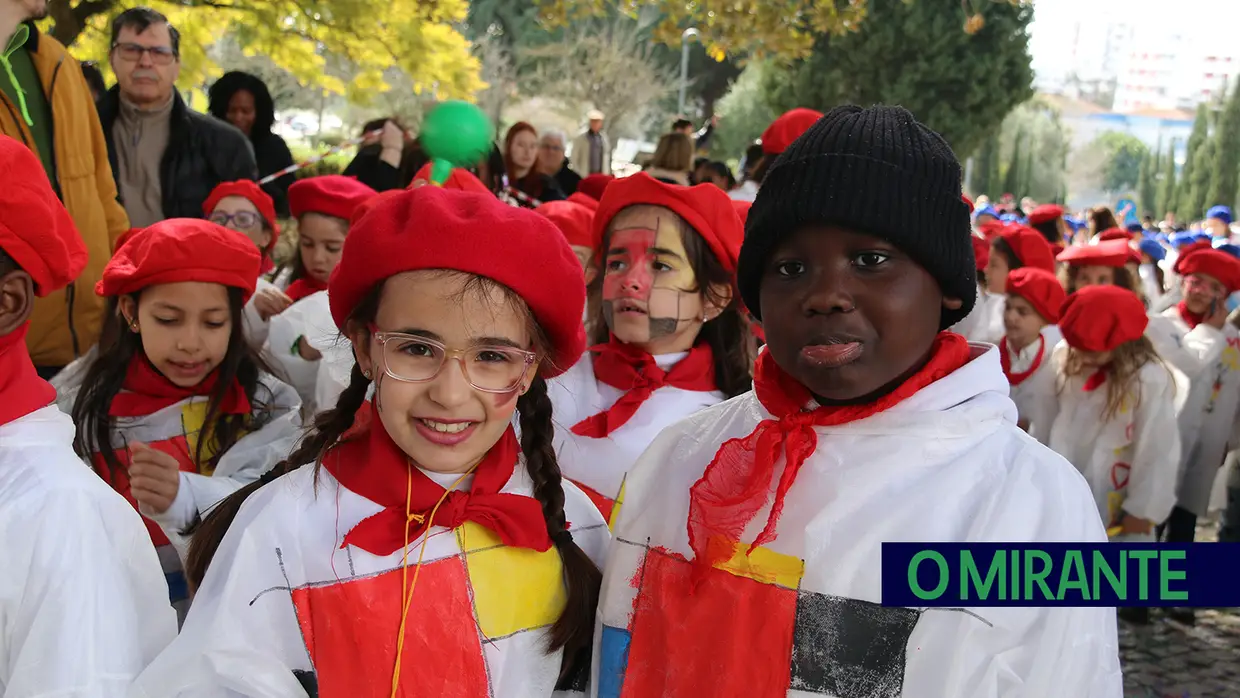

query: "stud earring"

left=363, top=369, right=372, bottom=379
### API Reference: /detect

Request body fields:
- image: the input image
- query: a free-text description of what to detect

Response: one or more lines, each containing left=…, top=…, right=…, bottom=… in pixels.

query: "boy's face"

left=758, top=225, right=960, bottom=404
left=0, top=255, right=34, bottom=340
left=1003, top=295, right=1046, bottom=349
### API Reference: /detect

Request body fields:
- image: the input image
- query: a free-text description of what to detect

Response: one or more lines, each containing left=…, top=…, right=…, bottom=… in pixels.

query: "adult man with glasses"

left=535, top=129, right=581, bottom=196
left=97, top=7, right=256, bottom=230
left=0, top=0, right=131, bottom=379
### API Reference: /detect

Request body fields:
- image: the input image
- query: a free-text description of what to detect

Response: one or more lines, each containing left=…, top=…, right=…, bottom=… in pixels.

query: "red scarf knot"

left=571, top=340, right=716, bottom=438
left=326, top=402, right=551, bottom=557
left=284, top=276, right=329, bottom=303
left=687, top=332, right=971, bottom=573
left=1082, top=369, right=1107, bottom=392
left=999, top=335, right=1046, bottom=387
left=108, top=355, right=251, bottom=418
left=1176, top=300, right=1205, bottom=330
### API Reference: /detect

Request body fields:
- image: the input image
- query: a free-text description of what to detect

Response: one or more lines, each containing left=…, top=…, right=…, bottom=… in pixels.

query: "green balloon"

left=420, top=101, right=495, bottom=186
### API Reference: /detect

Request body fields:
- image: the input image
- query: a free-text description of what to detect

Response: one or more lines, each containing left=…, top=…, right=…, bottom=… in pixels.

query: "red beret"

left=1178, top=248, right=1240, bottom=293
left=350, top=190, right=406, bottom=227
left=978, top=220, right=1005, bottom=242
left=962, top=195, right=975, bottom=213
left=567, top=192, right=600, bottom=211
left=577, top=174, right=615, bottom=202
left=0, top=135, right=86, bottom=296
left=998, top=225, right=1056, bottom=273
left=409, top=164, right=493, bottom=195
left=97, top=219, right=262, bottom=303
left=1059, top=286, right=1148, bottom=353
left=1056, top=240, right=1132, bottom=267
left=537, top=200, right=597, bottom=250
left=203, top=180, right=281, bottom=257
left=1027, top=204, right=1064, bottom=225
left=113, top=228, right=142, bottom=253
left=1005, top=267, right=1066, bottom=323
left=1097, top=227, right=1132, bottom=242
left=289, top=175, right=377, bottom=221
left=972, top=235, right=990, bottom=272
left=1172, top=240, right=1214, bottom=274
left=594, top=173, right=741, bottom=273
left=761, top=108, right=824, bottom=154
left=1127, top=247, right=1142, bottom=265
left=731, top=200, right=752, bottom=227
left=331, top=187, right=586, bottom=378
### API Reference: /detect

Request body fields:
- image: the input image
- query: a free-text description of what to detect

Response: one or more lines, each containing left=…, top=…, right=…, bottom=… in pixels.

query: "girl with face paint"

left=55, top=220, right=303, bottom=625
left=133, top=187, right=607, bottom=697
left=592, top=106, right=1121, bottom=697
left=204, top=181, right=284, bottom=349
left=546, top=173, right=754, bottom=522
left=263, top=176, right=377, bottom=412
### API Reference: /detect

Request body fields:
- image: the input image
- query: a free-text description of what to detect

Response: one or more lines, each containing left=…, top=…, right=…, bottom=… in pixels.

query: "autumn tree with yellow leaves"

left=44, top=0, right=482, bottom=100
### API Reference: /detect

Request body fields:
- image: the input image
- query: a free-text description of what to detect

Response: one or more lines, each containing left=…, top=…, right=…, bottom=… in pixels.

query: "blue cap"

left=1127, top=222, right=1144, bottom=233
left=1214, top=243, right=1240, bottom=259
left=1195, top=232, right=1213, bottom=243
left=974, top=205, right=998, bottom=220
left=1207, top=205, right=1233, bottom=225
left=1138, top=238, right=1166, bottom=262
left=999, top=213, right=1020, bottom=223
left=1064, top=216, right=1086, bottom=230
left=1171, top=232, right=1197, bottom=248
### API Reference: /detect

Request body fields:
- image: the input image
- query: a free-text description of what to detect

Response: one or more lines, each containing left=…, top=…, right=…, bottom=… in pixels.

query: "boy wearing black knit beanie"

left=593, top=106, right=1122, bottom=698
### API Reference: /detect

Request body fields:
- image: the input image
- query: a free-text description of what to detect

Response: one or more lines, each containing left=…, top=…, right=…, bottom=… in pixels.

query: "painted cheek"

left=603, top=230, right=657, bottom=300
left=490, top=388, right=520, bottom=410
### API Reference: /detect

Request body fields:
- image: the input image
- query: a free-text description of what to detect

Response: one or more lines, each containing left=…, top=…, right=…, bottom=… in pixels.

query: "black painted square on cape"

left=789, top=592, right=921, bottom=698
left=292, top=669, right=318, bottom=698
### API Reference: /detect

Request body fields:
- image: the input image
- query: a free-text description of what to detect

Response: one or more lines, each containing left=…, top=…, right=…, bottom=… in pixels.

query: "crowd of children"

left=3, top=96, right=1240, bottom=697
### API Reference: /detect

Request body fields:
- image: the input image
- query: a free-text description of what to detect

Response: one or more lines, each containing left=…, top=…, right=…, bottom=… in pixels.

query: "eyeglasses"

left=112, top=43, right=177, bottom=65
left=539, top=143, right=564, bottom=152
left=371, top=329, right=537, bottom=393
left=207, top=211, right=263, bottom=229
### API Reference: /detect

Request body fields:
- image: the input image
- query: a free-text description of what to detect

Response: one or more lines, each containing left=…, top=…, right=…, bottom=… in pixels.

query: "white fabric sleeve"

left=4, top=488, right=177, bottom=698
left=1146, top=314, right=1225, bottom=380
left=1121, top=369, right=1182, bottom=523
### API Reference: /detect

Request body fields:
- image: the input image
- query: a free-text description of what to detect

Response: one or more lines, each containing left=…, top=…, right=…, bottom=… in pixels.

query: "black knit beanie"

left=738, top=105, right=975, bottom=329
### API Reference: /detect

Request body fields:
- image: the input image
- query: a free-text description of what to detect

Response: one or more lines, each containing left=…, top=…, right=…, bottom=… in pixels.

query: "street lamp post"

left=678, top=28, right=699, bottom=117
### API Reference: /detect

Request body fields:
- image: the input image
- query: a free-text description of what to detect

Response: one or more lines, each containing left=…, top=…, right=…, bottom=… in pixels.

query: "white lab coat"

left=1005, top=326, right=1062, bottom=445
left=592, top=343, right=1121, bottom=698
left=131, top=460, right=610, bottom=698
left=242, top=268, right=292, bottom=348
left=962, top=290, right=1005, bottom=345
left=547, top=351, right=726, bottom=511
left=1047, top=344, right=1182, bottom=536
left=0, top=406, right=177, bottom=697
left=265, top=290, right=340, bottom=414
left=1150, top=309, right=1240, bottom=517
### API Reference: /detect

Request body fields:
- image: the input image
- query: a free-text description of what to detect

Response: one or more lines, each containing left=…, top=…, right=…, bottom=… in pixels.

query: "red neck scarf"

left=687, top=332, right=971, bottom=573
left=285, top=276, right=328, bottom=303
left=108, top=355, right=251, bottom=418
left=1176, top=300, right=1204, bottom=330
left=1083, top=369, right=1107, bottom=392
left=0, top=325, right=56, bottom=427
left=325, top=402, right=551, bottom=557
left=571, top=340, right=717, bottom=438
left=999, top=335, right=1045, bottom=387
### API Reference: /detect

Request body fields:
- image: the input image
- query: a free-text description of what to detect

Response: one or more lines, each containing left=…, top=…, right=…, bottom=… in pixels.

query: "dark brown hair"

left=991, top=236, right=1024, bottom=272
left=1029, top=219, right=1062, bottom=246
left=1062, top=265, right=1136, bottom=295
left=273, top=213, right=348, bottom=284
left=587, top=205, right=755, bottom=398
left=186, top=273, right=600, bottom=688
left=1088, top=207, right=1120, bottom=237
left=72, top=289, right=272, bottom=482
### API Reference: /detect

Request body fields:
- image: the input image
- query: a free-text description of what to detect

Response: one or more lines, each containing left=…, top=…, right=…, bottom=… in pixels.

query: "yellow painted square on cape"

left=465, top=536, right=566, bottom=639
left=608, top=478, right=626, bottom=531
left=712, top=537, right=804, bottom=589
left=181, top=400, right=248, bottom=476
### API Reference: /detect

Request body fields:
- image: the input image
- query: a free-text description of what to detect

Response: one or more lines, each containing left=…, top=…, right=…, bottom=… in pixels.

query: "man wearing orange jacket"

left=0, top=2, right=129, bottom=377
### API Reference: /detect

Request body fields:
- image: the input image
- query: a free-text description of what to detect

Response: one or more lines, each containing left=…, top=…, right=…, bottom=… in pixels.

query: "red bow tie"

left=325, top=402, right=551, bottom=557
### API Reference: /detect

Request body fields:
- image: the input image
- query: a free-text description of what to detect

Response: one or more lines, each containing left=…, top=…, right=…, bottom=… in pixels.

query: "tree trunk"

left=48, top=0, right=119, bottom=47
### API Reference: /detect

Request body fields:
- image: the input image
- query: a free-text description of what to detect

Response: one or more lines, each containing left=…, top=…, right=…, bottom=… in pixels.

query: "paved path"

left=1119, top=520, right=1239, bottom=697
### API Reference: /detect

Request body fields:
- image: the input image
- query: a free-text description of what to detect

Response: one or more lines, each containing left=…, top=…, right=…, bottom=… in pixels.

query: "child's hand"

left=1205, top=297, right=1229, bottom=329
left=297, top=337, right=323, bottom=361
left=1119, top=514, right=1153, bottom=535
left=254, top=287, right=293, bottom=321
left=128, top=441, right=181, bottom=515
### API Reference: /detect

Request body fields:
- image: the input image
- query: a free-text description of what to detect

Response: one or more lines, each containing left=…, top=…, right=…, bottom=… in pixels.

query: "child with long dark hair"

left=55, top=220, right=302, bottom=622
left=131, top=187, right=607, bottom=697
left=548, top=173, right=754, bottom=521
left=593, top=106, right=1120, bottom=696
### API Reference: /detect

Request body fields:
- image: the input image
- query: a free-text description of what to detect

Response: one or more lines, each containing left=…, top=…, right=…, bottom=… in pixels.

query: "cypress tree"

left=1138, top=152, right=1157, bottom=218
left=1002, top=131, right=1024, bottom=197
left=1177, top=103, right=1210, bottom=219
left=1157, top=138, right=1178, bottom=220
left=1207, top=77, right=1240, bottom=211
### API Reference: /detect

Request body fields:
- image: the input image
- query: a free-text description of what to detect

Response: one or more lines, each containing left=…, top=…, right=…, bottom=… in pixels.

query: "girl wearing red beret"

left=547, top=173, right=755, bottom=521
left=53, top=220, right=303, bottom=624
left=262, top=175, right=377, bottom=410
left=132, top=188, right=608, bottom=697
left=204, top=180, right=286, bottom=348
left=1001, top=267, right=1065, bottom=443
left=968, top=225, right=1059, bottom=344
left=1144, top=249, right=1240, bottom=573
left=0, top=136, right=177, bottom=694
left=1048, top=286, right=1180, bottom=543
left=1056, top=239, right=1139, bottom=296
left=593, top=107, right=1120, bottom=696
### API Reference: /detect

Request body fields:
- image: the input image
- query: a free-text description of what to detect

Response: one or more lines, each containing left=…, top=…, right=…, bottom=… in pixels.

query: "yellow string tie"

left=389, top=463, right=478, bottom=698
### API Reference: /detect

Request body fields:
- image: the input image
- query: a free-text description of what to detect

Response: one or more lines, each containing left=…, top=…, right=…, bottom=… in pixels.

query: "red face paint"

left=603, top=228, right=657, bottom=302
